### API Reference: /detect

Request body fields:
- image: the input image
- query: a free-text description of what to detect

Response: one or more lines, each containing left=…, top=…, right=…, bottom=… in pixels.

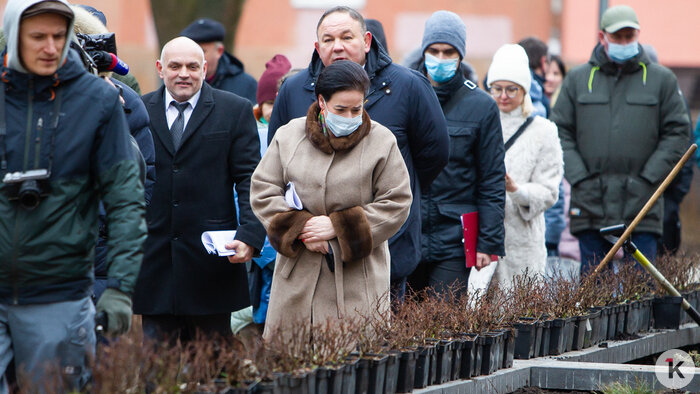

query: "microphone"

left=91, top=51, right=130, bottom=76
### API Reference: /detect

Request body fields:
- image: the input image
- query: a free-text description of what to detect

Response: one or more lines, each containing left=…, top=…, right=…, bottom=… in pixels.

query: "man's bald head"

left=160, top=36, right=205, bottom=65
left=157, top=36, right=207, bottom=102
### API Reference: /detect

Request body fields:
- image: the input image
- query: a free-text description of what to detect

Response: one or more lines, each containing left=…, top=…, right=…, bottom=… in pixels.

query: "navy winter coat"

left=413, top=72, right=506, bottom=262
left=268, top=40, right=449, bottom=280
left=209, top=51, right=258, bottom=105
left=94, top=79, right=156, bottom=299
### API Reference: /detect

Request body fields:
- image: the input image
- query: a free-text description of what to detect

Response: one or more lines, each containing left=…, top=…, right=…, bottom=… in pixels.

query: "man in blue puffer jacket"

left=93, top=78, right=155, bottom=302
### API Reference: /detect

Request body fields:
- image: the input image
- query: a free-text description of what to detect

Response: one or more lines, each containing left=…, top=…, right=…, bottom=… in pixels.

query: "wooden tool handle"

left=593, top=144, right=697, bottom=274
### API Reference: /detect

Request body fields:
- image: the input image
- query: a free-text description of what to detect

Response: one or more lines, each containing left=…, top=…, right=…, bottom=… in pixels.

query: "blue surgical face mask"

left=424, top=53, right=459, bottom=84
left=322, top=106, right=363, bottom=137
left=605, top=38, right=639, bottom=63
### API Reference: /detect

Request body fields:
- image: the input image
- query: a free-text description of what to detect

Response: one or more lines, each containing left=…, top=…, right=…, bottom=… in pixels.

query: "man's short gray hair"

left=316, top=6, right=366, bottom=36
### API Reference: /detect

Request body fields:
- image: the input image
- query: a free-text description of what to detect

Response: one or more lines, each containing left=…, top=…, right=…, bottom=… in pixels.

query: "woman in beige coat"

left=250, top=61, right=412, bottom=340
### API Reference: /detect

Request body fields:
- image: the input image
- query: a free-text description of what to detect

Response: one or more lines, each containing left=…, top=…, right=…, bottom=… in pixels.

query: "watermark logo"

left=655, top=349, right=695, bottom=389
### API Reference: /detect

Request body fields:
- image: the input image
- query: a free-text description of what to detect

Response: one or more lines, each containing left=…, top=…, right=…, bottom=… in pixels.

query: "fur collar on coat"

left=305, top=102, right=371, bottom=154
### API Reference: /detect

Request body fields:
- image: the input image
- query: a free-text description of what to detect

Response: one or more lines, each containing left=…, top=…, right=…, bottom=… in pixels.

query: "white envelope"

left=201, top=230, right=237, bottom=257
left=285, top=182, right=303, bottom=210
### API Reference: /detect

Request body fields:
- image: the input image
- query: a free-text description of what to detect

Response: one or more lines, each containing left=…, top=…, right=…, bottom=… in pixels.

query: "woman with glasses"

left=250, top=60, right=412, bottom=340
left=486, top=44, right=564, bottom=288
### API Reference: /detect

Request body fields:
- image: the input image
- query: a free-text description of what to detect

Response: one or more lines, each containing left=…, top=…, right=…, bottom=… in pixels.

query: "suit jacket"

left=133, top=84, right=266, bottom=315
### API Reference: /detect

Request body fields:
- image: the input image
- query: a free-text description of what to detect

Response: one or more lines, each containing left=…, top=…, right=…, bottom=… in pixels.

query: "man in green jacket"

left=551, top=5, right=689, bottom=276
left=0, top=0, right=146, bottom=390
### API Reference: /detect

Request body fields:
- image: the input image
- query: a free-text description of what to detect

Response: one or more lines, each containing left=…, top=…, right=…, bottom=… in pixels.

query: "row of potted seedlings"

left=82, top=253, right=698, bottom=393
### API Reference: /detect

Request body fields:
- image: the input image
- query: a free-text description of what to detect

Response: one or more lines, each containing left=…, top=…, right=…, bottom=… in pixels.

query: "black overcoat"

left=133, top=84, right=266, bottom=315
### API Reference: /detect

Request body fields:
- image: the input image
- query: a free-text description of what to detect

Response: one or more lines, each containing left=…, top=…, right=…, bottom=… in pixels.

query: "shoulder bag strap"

left=504, top=116, right=534, bottom=152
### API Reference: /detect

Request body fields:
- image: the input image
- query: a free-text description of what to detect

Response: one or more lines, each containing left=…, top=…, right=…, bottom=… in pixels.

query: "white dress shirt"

left=164, top=88, right=201, bottom=130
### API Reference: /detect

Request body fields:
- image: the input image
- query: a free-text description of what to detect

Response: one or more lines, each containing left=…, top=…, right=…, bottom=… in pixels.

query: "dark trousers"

left=578, top=230, right=658, bottom=276
left=142, top=314, right=231, bottom=344
left=661, top=198, right=682, bottom=255
left=408, top=258, right=470, bottom=297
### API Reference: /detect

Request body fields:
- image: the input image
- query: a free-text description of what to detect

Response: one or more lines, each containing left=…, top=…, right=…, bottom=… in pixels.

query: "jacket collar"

left=305, top=101, right=371, bottom=154
left=210, top=51, right=245, bottom=83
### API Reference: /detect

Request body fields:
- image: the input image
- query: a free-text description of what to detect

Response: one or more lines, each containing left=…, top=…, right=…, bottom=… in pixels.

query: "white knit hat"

left=487, top=44, right=531, bottom=94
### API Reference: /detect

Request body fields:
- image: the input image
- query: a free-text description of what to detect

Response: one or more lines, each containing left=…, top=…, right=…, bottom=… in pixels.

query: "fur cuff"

left=329, top=206, right=373, bottom=262
left=268, top=210, right=313, bottom=258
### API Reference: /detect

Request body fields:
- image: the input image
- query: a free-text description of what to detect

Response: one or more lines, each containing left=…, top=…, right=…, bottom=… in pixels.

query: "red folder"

left=460, top=212, right=498, bottom=268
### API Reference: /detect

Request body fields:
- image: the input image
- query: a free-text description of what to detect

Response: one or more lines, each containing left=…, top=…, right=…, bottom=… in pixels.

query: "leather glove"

left=95, top=288, right=133, bottom=335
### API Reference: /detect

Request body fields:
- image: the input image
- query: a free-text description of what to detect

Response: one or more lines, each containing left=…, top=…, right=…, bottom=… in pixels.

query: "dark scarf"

left=305, top=102, right=371, bottom=154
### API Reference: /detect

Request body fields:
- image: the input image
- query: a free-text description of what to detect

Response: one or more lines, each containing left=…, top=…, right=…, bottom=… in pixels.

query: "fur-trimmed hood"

left=304, top=101, right=371, bottom=154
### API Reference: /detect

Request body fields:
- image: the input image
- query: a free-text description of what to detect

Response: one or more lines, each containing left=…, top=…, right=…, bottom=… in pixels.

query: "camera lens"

left=18, top=180, right=42, bottom=210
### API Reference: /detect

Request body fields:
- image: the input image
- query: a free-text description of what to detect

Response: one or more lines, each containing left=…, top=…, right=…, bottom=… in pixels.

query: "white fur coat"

left=493, top=107, right=563, bottom=288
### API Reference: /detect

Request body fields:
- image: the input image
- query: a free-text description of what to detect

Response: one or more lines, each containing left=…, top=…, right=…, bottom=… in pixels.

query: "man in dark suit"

left=133, top=37, right=265, bottom=342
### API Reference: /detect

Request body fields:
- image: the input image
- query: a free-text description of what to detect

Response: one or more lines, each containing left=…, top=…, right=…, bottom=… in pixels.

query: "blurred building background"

left=1, top=0, right=699, bottom=252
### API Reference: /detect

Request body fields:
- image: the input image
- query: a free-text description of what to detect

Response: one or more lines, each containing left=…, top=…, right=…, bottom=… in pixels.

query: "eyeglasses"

left=489, top=85, right=520, bottom=99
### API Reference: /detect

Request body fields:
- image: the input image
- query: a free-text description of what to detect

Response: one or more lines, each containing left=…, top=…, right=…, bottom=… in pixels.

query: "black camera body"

left=3, top=168, right=51, bottom=210
left=74, top=33, right=129, bottom=76
left=77, top=32, right=118, bottom=55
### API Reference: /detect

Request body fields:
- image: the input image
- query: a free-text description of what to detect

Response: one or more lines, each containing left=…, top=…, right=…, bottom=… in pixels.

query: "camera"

left=74, top=33, right=129, bottom=76
left=3, top=169, right=51, bottom=210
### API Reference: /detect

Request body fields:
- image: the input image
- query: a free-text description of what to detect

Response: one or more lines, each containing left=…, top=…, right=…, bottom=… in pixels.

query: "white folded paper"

left=201, top=230, right=237, bottom=256
left=285, top=182, right=303, bottom=210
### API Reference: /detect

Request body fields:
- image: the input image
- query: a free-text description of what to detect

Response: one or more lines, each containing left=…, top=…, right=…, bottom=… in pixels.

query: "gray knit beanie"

left=421, top=10, right=466, bottom=59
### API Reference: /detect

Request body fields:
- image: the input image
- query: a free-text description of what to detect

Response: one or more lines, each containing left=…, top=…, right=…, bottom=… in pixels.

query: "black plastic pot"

left=425, top=340, right=439, bottom=386
left=585, top=309, right=601, bottom=348
left=639, top=298, right=652, bottom=333
left=652, top=296, right=683, bottom=329
left=342, top=358, right=358, bottom=394
left=513, top=320, right=537, bottom=359
left=533, top=321, right=543, bottom=357
left=571, top=314, right=590, bottom=351
left=459, top=334, right=478, bottom=379
left=395, top=349, right=416, bottom=393
left=316, top=365, right=343, bottom=394
left=548, top=318, right=567, bottom=355
left=538, top=320, right=551, bottom=357
left=276, top=369, right=317, bottom=394
left=625, top=301, right=641, bottom=335
left=606, top=305, right=617, bottom=340
left=413, top=344, right=434, bottom=389
left=433, top=340, right=454, bottom=384
left=479, top=332, right=503, bottom=375
left=226, top=380, right=258, bottom=394
left=450, top=339, right=463, bottom=381
left=383, top=352, right=399, bottom=394
left=615, top=304, right=628, bottom=338
left=500, top=329, right=516, bottom=369
left=596, top=306, right=608, bottom=343
left=355, top=354, right=388, bottom=394
left=315, top=369, right=329, bottom=394
left=255, top=379, right=277, bottom=394
left=564, top=317, right=576, bottom=352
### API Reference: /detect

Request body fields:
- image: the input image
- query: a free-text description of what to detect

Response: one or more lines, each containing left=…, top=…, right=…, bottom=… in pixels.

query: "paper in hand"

left=285, top=182, right=303, bottom=210
left=201, top=230, right=237, bottom=256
